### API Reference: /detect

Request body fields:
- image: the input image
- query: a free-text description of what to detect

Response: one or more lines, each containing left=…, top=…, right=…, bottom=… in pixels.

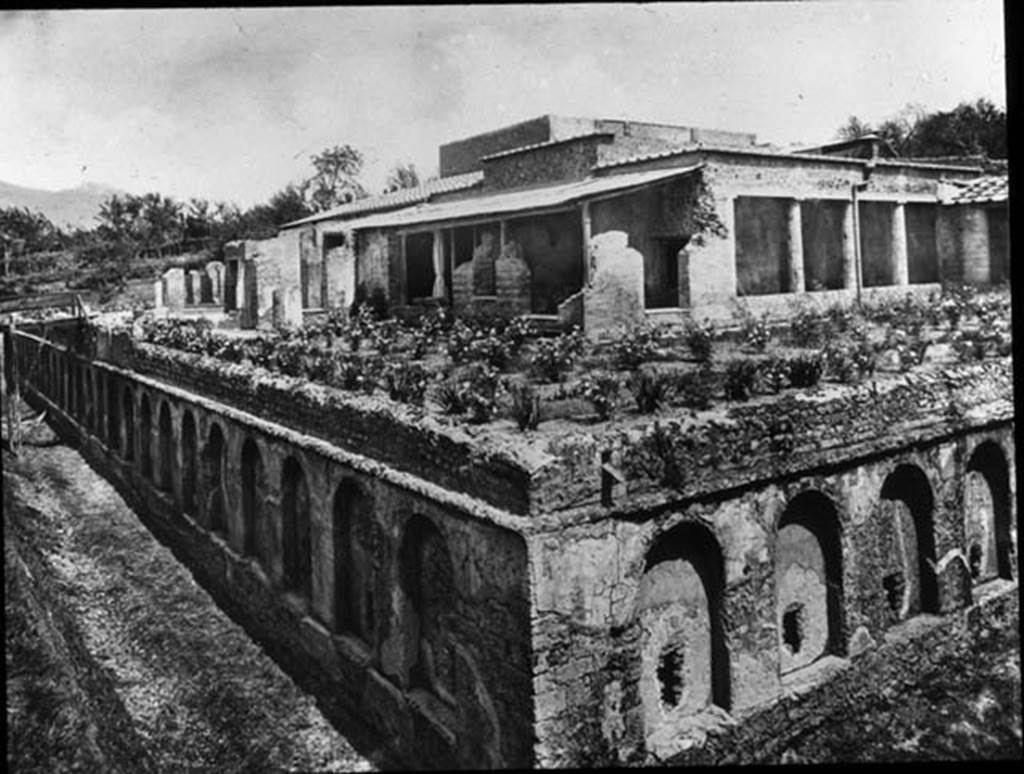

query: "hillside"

left=0, top=180, right=126, bottom=231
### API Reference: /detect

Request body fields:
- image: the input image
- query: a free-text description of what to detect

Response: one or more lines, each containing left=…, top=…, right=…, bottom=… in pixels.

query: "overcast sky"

left=0, top=2, right=1006, bottom=208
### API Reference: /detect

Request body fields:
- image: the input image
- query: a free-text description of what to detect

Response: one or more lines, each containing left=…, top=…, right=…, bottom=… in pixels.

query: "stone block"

left=188, top=269, right=204, bottom=305
left=206, top=261, right=225, bottom=304
left=153, top=279, right=164, bottom=309
left=582, top=231, right=645, bottom=341
left=272, top=286, right=303, bottom=329
left=162, top=267, right=186, bottom=311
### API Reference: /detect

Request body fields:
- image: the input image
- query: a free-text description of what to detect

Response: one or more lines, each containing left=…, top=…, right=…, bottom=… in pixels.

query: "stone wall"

left=481, top=135, right=609, bottom=191
left=528, top=423, right=1016, bottom=766
left=12, top=330, right=534, bottom=770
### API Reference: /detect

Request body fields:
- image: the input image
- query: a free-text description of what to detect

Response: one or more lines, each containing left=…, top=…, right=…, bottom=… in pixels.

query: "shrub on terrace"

left=614, top=323, right=662, bottom=370
left=672, top=367, right=716, bottom=410
left=788, top=306, right=825, bottom=348
left=683, top=319, right=715, bottom=364
left=758, top=355, right=791, bottom=394
left=578, top=370, right=622, bottom=421
left=629, top=368, right=672, bottom=414
left=723, top=358, right=760, bottom=401
left=383, top=360, right=429, bottom=405
left=506, top=379, right=541, bottom=431
left=786, top=353, right=823, bottom=388
left=530, top=327, right=586, bottom=383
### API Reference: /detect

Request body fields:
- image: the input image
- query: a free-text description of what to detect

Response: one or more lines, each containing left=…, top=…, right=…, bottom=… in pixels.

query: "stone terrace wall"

left=531, top=359, right=1014, bottom=519
left=108, top=340, right=541, bottom=519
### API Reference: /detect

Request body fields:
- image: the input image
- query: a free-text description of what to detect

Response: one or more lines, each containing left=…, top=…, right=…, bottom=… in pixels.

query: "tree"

left=835, top=99, right=1006, bottom=159
left=0, top=206, right=65, bottom=253
left=384, top=161, right=421, bottom=193
left=304, top=144, right=367, bottom=212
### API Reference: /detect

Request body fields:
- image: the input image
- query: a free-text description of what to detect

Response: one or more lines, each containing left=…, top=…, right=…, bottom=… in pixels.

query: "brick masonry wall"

left=481, top=136, right=608, bottom=191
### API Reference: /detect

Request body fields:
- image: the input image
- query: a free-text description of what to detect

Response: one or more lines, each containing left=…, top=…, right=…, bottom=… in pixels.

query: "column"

left=581, top=200, right=593, bottom=284
left=431, top=228, right=447, bottom=298
left=788, top=199, right=805, bottom=293
left=892, top=201, right=909, bottom=286
left=841, top=201, right=857, bottom=291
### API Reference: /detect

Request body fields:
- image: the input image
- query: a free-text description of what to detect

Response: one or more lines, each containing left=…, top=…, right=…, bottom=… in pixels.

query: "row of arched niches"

left=16, top=334, right=1018, bottom=763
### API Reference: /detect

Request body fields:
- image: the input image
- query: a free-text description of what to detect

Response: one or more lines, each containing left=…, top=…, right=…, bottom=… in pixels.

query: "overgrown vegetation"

left=126, top=282, right=1009, bottom=430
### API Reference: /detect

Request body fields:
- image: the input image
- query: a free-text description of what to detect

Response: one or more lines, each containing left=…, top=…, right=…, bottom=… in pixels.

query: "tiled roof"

left=281, top=171, right=484, bottom=228
left=478, top=132, right=615, bottom=162
left=594, top=143, right=984, bottom=172
left=945, top=175, right=1008, bottom=204
left=344, top=164, right=703, bottom=232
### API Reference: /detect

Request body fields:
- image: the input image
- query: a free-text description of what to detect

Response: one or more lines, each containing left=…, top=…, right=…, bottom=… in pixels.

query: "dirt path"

left=4, top=412, right=373, bottom=772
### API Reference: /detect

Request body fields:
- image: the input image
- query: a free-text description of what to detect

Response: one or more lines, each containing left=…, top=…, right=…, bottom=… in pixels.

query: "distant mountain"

left=0, top=180, right=127, bottom=231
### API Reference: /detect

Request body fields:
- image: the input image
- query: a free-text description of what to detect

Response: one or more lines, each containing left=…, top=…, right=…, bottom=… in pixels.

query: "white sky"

left=0, top=2, right=1006, bottom=208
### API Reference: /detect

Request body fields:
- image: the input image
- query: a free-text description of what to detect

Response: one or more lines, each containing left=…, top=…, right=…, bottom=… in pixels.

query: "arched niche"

left=281, top=456, right=312, bottom=599
left=878, top=464, right=939, bottom=620
left=965, top=441, right=1014, bottom=582
left=635, top=521, right=730, bottom=747
left=775, top=491, right=845, bottom=674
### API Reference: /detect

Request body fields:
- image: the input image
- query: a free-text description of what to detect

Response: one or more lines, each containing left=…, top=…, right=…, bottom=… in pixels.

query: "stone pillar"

left=788, top=199, right=805, bottom=293
left=891, top=201, right=909, bottom=286
left=431, top=229, right=447, bottom=299
left=960, top=207, right=990, bottom=284
left=206, top=261, right=225, bottom=305
left=582, top=231, right=646, bottom=341
left=153, top=279, right=164, bottom=309
left=841, top=201, right=857, bottom=291
left=581, top=201, right=592, bottom=284
left=188, top=269, right=204, bottom=304
left=162, top=268, right=186, bottom=311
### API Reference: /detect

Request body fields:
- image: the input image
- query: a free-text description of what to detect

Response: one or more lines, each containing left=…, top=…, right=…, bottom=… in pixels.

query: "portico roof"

left=342, top=163, right=704, bottom=232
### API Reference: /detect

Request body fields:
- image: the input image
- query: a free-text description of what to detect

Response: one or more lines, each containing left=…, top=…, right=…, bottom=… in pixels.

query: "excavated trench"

left=4, top=405, right=374, bottom=772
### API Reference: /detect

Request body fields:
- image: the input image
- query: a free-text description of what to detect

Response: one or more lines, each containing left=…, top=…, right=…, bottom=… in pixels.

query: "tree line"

left=2, top=148, right=423, bottom=265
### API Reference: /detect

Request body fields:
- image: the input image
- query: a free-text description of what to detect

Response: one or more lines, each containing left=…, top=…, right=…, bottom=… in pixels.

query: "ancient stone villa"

left=5, top=115, right=1015, bottom=769
left=158, top=114, right=1007, bottom=337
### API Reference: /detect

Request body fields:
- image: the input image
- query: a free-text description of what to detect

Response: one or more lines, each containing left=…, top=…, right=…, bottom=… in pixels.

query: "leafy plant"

left=789, top=306, right=824, bottom=348
left=578, top=370, right=622, bottom=421
left=460, top=362, right=504, bottom=423
left=739, top=310, right=771, bottom=352
left=759, top=355, right=791, bottom=394
left=506, top=379, right=541, bottom=431
left=672, top=367, right=716, bottom=410
left=383, top=360, right=429, bottom=405
left=614, top=323, right=661, bottom=370
left=683, top=319, right=716, bottom=364
left=530, top=327, right=586, bottom=383
left=723, top=358, right=760, bottom=400
left=787, top=353, right=823, bottom=388
left=629, top=368, right=672, bottom=413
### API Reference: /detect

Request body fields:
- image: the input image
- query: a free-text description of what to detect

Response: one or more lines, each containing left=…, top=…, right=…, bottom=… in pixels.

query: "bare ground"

left=4, top=408, right=373, bottom=773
